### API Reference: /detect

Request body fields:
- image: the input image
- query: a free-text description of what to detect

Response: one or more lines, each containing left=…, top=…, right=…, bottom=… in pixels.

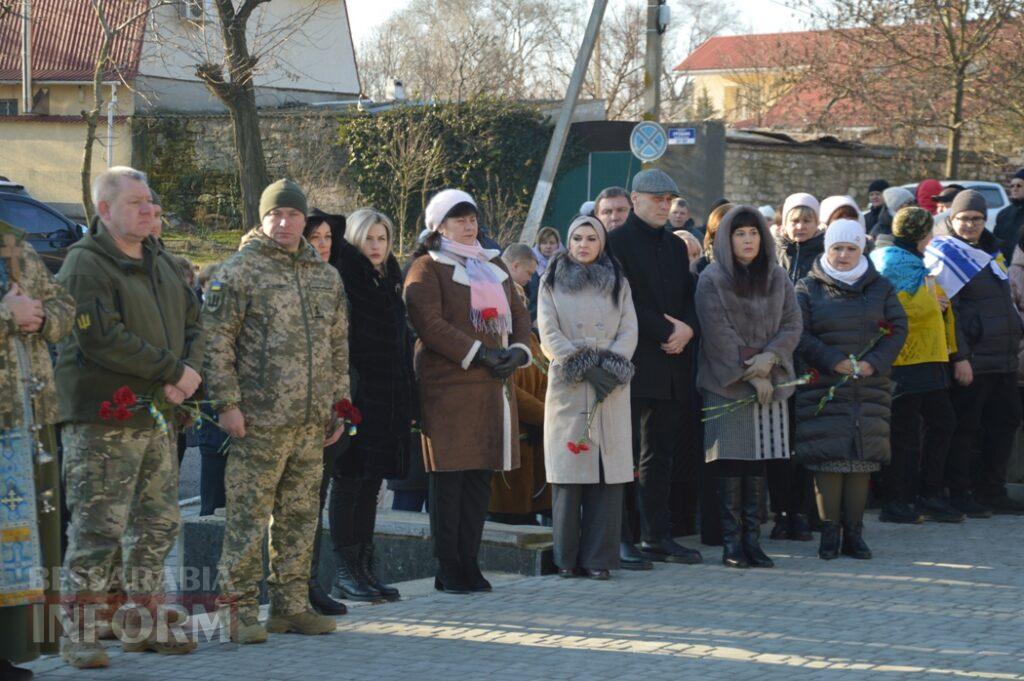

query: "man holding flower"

left=55, top=166, right=204, bottom=668
left=202, top=179, right=349, bottom=643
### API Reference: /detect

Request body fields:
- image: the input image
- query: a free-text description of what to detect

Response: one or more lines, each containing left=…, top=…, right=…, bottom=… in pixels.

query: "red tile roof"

left=675, top=30, right=841, bottom=72
left=0, top=0, right=148, bottom=82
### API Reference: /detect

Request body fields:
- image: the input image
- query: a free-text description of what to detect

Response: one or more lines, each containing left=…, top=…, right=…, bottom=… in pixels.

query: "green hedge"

left=338, top=98, right=585, bottom=241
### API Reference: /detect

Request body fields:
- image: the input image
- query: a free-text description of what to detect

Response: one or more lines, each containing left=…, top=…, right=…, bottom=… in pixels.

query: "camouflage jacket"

left=0, top=223, right=75, bottom=428
left=201, top=228, right=349, bottom=428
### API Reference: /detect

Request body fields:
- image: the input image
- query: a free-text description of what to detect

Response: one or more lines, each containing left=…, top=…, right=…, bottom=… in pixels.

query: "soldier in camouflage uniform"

left=54, top=167, right=204, bottom=668
left=0, top=219, right=74, bottom=678
left=202, top=179, right=350, bottom=643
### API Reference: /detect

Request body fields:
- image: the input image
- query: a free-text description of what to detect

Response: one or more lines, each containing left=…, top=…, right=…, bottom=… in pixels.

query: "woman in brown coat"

left=404, top=189, right=532, bottom=594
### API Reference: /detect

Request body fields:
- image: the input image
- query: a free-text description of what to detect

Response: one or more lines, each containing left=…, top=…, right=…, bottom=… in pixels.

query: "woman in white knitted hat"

left=404, top=189, right=533, bottom=594
left=793, top=219, right=907, bottom=560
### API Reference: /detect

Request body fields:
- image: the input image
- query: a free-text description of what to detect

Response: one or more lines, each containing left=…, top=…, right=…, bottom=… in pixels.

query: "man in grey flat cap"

left=606, top=168, right=703, bottom=569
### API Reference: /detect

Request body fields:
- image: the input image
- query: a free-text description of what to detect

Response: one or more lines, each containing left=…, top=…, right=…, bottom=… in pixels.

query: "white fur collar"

left=428, top=250, right=508, bottom=287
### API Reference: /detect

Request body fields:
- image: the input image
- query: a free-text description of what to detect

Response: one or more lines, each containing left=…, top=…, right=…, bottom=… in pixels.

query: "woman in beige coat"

left=405, top=189, right=532, bottom=594
left=538, top=215, right=638, bottom=579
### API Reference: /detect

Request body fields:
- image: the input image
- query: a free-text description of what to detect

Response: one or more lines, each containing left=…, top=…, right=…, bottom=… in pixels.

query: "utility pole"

left=519, top=0, right=609, bottom=245
left=20, top=0, right=31, bottom=114
left=643, top=0, right=669, bottom=122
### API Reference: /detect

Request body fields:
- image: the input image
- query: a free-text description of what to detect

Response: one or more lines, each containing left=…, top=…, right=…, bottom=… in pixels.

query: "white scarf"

left=820, top=254, right=869, bottom=286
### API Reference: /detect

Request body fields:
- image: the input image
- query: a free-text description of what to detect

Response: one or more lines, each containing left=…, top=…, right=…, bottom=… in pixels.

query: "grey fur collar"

left=549, top=253, right=615, bottom=294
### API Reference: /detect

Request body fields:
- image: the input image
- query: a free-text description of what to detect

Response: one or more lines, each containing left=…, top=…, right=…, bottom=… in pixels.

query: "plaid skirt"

left=702, top=390, right=791, bottom=463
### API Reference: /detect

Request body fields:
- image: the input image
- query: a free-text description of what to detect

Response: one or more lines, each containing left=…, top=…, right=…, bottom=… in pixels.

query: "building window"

left=0, top=100, right=17, bottom=116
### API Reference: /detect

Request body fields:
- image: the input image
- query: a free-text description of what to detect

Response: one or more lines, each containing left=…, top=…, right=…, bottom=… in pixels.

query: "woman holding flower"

left=695, top=206, right=802, bottom=569
left=793, top=219, right=907, bottom=560
left=405, top=189, right=532, bottom=594
left=538, top=215, right=638, bottom=580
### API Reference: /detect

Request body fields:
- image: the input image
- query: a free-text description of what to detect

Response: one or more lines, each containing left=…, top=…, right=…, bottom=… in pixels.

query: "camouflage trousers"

left=217, top=423, right=323, bottom=618
left=61, top=423, right=179, bottom=602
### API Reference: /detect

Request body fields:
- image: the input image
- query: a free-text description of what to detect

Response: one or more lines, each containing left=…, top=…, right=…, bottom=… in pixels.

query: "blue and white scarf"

left=924, top=236, right=1007, bottom=299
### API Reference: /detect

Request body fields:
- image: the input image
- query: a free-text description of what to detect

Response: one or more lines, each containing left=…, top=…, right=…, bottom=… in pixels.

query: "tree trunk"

left=944, top=72, right=966, bottom=179
left=81, top=111, right=98, bottom=224
left=225, top=85, right=269, bottom=229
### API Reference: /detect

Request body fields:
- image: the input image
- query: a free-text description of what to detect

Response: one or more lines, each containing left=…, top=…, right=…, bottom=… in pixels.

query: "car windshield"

left=963, top=185, right=1004, bottom=209
left=0, top=197, right=70, bottom=236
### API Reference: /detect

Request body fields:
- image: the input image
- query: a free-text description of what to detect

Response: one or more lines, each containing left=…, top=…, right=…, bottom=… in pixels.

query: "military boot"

left=229, top=611, right=268, bottom=645
left=266, top=609, right=337, bottom=635
left=60, top=638, right=109, bottom=669
left=331, top=545, right=382, bottom=602
left=120, top=605, right=198, bottom=655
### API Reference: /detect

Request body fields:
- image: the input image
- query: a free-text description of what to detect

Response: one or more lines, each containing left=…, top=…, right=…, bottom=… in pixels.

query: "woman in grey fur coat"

left=538, top=215, right=638, bottom=579
left=695, top=206, right=803, bottom=570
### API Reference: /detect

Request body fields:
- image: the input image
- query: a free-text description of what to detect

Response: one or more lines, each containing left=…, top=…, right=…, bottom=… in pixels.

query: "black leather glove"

left=493, top=348, right=529, bottom=379
left=583, top=366, right=618, bottom=402
left=473, top=346, right=508, bottom=377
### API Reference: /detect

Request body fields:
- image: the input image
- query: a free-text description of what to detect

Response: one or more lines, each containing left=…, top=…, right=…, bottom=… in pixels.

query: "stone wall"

left=132, top=110, right=361, bottom=229
left=724, top=138, right=1010, bottom=209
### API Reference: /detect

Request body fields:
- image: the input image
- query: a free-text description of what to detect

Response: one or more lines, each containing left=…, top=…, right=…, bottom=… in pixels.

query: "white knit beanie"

left=424, top=189, right=477, bottom=232
left=824, top=218, right=866, bottom=251
left=819, top=195, right=866, bottom=229
left=782, top=193, right=819, bottom=221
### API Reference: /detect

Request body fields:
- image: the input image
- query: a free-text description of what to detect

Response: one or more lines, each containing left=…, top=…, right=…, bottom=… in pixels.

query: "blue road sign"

left=668, top=127, right=697, bottom=145
left=630, top=121, right=668, bottom=162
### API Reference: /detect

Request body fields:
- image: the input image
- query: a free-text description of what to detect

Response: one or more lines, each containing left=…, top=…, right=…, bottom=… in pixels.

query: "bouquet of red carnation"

left=98, top=385, right=228, bottom=436
left=333, top=399, right=362, bottom=436
left=567, top=397, right=603, bottom=455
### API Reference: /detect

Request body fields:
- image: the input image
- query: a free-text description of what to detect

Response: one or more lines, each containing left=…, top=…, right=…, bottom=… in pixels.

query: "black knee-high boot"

left=742, top=476, right=774, bottom=568
left=717, top=477, right=748, bottom=568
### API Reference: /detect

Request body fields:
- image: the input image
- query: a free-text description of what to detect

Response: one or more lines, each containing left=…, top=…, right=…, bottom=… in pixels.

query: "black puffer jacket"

left=333, top=238, right=414, bottom=479
left=792, top=257, right=908, bottom=467
left=948, top=231, right=1022, bottom=376
left=994, top=199, right=1024, bottom=264
left=775, top=230, right=825, bottom=283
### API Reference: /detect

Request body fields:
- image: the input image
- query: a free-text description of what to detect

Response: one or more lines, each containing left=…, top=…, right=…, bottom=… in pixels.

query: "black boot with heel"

left=717, top=477, right=749, bottom=568
left=741, top=476, right=774, bottom=568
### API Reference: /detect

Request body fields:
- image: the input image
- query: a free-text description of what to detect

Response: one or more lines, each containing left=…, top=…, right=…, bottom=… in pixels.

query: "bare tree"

left=792, top=0, right=1023, bottom=176
left=81, top=0, right=165, bottom=222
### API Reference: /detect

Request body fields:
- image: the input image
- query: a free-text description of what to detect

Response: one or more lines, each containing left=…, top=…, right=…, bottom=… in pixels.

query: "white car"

left=900, top=180, right=1008, bottom=231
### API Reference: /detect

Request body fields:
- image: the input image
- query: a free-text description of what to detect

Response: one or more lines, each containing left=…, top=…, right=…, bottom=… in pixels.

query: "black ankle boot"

left=360, top=542, right=400, bottom=601
left=840, top=522, right=872, bottom=559
left=331, top=545, right=383, bottom=602
left=818, top=521, right=841, bottom=560
left=717, top=477, right=749, bottom=568
left=460, top=556, right=492, bottom=592
left=769, top=512, right=789, bottom=540
left=435, top=558, right=471, bottom=594
left=788, top=513, right=813, bottom=541
left=309, top=579, right=347, bottom=615
left=741, top=476, right=774, bottom=568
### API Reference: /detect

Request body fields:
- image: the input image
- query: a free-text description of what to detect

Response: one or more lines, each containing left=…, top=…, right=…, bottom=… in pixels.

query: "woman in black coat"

left=793, top=219, right=907, bottom=560
left=327, top=208, right=414, bottom=603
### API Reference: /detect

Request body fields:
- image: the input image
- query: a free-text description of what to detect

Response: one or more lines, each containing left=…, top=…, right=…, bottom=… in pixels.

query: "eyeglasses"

left=954, top=216, right=986, bottom=225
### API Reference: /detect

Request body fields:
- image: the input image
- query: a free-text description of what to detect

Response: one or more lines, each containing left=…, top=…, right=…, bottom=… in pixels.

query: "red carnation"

left=808, top=369, right=821, bottom=385
left=877, top=320, right=894, bottom=336
left=348, top=404, right=363, bottom=425
left=333, top=399, right=353, bottom=419
left=481, top=307, right=499, bottom=321
left=113, top=405, right=132, bottom=422
left=99, top=401, right=114, bottom=420
left=113, top=386, right=137, bottom=407
left=567, top=441, right=580, bottom=454
left=577, top=442, right=590, bottom=452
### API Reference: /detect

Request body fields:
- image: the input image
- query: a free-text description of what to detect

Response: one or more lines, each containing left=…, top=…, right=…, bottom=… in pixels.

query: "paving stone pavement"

left=25, top=513, right=1024, bottom=680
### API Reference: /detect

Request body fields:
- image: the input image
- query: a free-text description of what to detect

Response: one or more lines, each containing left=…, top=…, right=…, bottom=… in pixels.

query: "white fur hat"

left=424, top=189, right=477, bottom=232
left=824, top=218, right=866, bottom=251
left=782, top=193, right=819, bottom=221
